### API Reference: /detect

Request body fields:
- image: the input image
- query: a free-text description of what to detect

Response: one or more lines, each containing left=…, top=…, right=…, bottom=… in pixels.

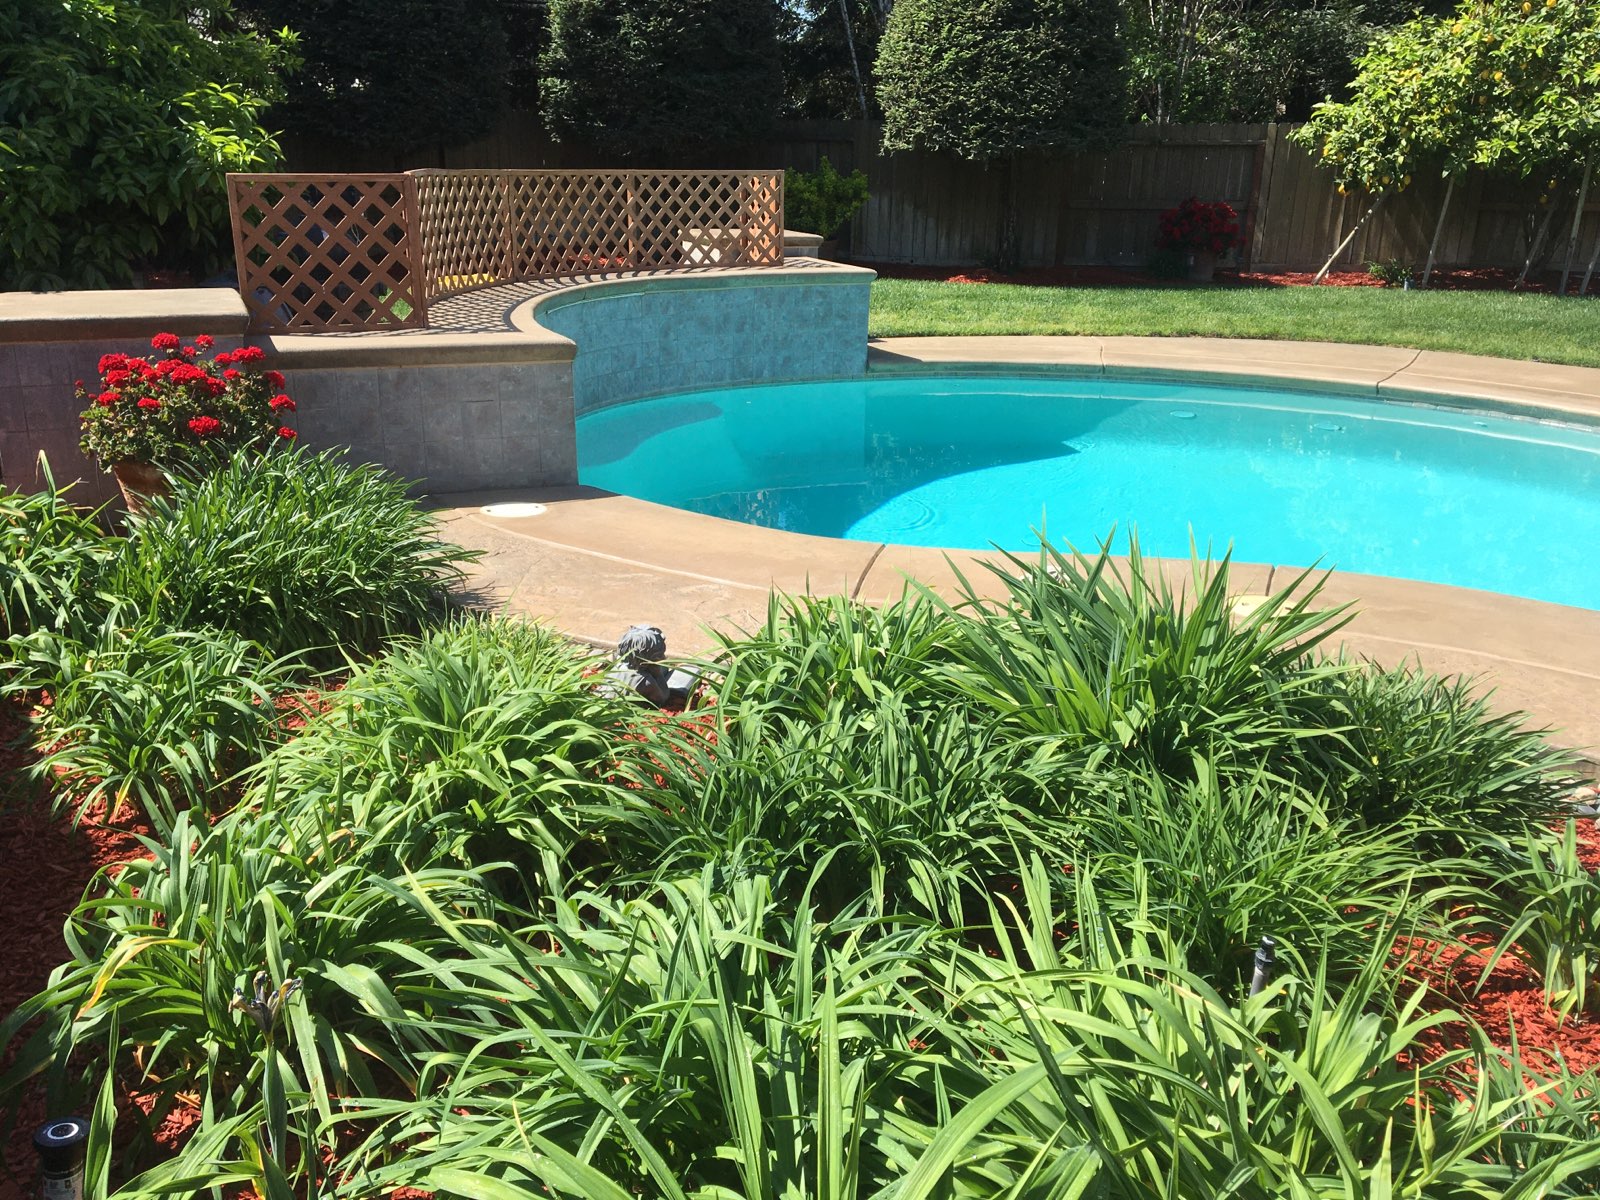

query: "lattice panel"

left=414, top=171, right=516, bottom=300
left=228, top=175, right=426, bottom=333
left=506, top=173, right=634, bottom=281
left=230, top=170, right=784, bottom=329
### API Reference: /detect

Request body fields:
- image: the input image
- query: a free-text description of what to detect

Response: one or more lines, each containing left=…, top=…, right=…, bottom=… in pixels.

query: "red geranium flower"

left=270, top=394, right=296, bottom=412
left=234, top=346, right=266, bottom=364
left=150, top=332, right=181, bottom=352
left=98, top=353, right=129, bottom=373
left=213, top=350, right=235, bottom=366
left=188, top=416, right=222, bottom=437
left=96, top=392, right=118, bottom=407
left=137, top=397, right=161, bottom=410
left=105, top=368, right=131, bottom=387
left=264, top=370, right=286, bottom=388
left=222, top=368, right=241, bottom=381
left=195, top=334, right=215, bottom=350
left=276, top=426, right=297, bottom=440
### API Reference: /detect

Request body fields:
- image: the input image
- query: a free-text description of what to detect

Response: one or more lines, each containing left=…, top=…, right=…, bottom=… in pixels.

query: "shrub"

left=0, top=0, right=294, bottom=289
left=0, top=463, right=111, bottom=642
left=77, top=334, right=297, bottom=471
left=1155, top=196, right=1241, bottom=257
left=1300, top=661, right=1575, bottom=850
left=249, top=617, right=643, bottom=895
left=3, top=616, right=294, bottom=833
left=1366, top=257, right=1416, bottom=286
left=784, top=157, right=869, bottom=239
left=105, top=447, right=476, bottom=665
left=542, top=0, right=784, bottom=160
left=1483, top=820, right=1600, bottom=1018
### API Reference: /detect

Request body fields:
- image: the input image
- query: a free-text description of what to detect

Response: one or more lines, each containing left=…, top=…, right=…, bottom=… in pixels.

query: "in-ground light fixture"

left=1248, top=936, right=1278, bottom=997
left=33, top=1116, right=89, bottom=1200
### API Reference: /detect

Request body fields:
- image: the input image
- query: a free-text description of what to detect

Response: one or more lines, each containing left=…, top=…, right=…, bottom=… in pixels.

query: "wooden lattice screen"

left=228, top=175, right=428, bottom=333
left=230, top=169, right=785, bottom=331
left=413, top=170, right=786, bottom=304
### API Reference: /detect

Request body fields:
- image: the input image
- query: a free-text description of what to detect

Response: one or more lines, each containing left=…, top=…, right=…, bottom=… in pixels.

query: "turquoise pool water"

left=577, top=375, right=1600, bottom=610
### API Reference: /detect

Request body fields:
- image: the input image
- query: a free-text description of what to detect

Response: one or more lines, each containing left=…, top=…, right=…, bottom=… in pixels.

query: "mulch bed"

left=862, top=260, right=1592, bottom=295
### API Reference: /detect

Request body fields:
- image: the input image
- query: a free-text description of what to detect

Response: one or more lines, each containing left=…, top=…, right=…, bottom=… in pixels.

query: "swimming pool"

left=577, top=375, right=1600, bottom=610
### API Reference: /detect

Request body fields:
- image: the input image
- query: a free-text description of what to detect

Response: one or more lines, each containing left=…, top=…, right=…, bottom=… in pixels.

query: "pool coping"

left=432, top=333, right=1600, bottom=766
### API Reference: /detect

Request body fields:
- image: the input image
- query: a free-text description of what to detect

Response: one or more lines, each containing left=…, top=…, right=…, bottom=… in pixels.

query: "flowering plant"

left=78, top=333, right=297, bottom=469
left=1155, top=197, right=1241, bottom=256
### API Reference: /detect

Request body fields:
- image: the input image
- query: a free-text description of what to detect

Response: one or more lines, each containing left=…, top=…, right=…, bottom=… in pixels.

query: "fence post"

left=400, top=172, right=430, bottom=326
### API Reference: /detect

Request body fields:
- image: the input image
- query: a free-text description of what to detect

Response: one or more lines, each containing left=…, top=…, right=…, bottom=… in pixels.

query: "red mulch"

left=863, top=260, right=1593, bottom=295
left=1395, top=816, right=1600, bottom=1082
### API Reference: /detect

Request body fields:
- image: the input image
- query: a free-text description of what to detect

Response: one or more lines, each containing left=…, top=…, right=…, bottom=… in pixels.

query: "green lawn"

left=868, top=277, right=1600, bottom=367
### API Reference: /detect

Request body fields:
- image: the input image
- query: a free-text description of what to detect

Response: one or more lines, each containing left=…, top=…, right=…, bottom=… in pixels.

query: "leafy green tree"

left=875, top=0, right=1127, bottom=268
left=541, top=0, right=785, bottom=162
left=1297, top=0, right=1600, bottom=283
left=0, top=0, right=295, bottom=289
left=235, top=0, right=510, bottom=155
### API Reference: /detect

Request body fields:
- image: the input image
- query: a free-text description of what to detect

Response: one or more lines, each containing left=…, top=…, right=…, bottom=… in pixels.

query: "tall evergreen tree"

left=237, top=0, right=511, bottom=153
left=542, top=0, right=785, bottom=162
left=876, top=0, right=1127, bottom=267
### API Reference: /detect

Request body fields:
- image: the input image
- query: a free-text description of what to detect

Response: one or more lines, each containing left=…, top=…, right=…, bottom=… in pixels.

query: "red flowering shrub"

left=78, top=333, right=297, bottom=469
left=1155, top=197, right=1241, bottom=256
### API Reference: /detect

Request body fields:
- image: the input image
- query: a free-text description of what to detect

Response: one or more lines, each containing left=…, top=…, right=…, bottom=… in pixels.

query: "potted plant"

left=784, top=157, right=870, bottom=258
left=1155, top=197, right=1242, bottom=282
left=78, top=333, right=298, bottom=511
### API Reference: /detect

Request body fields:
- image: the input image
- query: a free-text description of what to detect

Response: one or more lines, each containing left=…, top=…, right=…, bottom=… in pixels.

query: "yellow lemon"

left=1494, top=70, right=1504, bottom=80
left=1522, top=1, right=1532, bottom=11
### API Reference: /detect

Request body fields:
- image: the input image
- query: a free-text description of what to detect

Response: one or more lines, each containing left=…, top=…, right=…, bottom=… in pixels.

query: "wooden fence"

left=228, top=169, right=785, bottom=332
left=774, top=119, right=1599, bottom=277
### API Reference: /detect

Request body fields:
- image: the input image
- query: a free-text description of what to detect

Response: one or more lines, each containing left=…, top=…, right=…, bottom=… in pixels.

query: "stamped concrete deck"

left=431, top=336, right=1600, bottom=762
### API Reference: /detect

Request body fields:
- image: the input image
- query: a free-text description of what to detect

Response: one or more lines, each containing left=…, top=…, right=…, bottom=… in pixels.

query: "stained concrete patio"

left=431, top=336, right=1600, bottom=764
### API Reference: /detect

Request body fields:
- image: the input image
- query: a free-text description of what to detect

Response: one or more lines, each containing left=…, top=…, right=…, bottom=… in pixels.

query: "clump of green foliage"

left=784, top=157, right=870, bottom=239
left=0, top=508, right=1594, bottom=1196
left=0, top=0, right=296, bottom=288
left=106, top=447, right=476, bottom=666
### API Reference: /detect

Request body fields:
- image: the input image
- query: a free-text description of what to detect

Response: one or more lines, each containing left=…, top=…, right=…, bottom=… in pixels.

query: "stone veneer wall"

left=528, top=266, right=874, bottom=417
left=0, top=290, right=248, bottom=504
left=0, top=265, right=874, bottom=499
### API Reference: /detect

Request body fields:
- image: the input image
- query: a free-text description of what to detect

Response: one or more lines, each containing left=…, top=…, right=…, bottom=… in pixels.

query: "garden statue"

left=606, top=624, right=693, bottom=708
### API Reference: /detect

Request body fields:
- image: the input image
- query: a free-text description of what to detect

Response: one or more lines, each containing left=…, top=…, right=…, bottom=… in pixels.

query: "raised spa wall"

left=0, top=263, right=875, bottom=499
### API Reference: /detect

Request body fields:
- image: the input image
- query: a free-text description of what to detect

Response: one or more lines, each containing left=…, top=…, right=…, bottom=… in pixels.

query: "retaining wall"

left=0, top=264, right=875, bottom=498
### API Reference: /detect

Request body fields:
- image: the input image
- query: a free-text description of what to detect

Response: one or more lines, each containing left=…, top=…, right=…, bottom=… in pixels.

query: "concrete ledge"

left=868, top=336, right=1600, bottom=424
left=0, top=289, right=248, bottom=342
left=262, top=329, right=573, bottom=370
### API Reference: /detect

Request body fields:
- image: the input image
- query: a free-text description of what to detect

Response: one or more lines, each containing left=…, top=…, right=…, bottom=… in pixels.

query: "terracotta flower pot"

left=111, top=460, right=170, bottom=515
left=1187, top=250, right=1218, bottom=283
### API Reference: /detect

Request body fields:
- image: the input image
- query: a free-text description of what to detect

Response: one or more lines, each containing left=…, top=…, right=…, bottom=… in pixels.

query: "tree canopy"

left=876, top=0, right=1127, bottom=162
left=541, top=0, right=786, bottom=162
left=1298, top=0, right=1600, bottom=192
left=234, top=0, right=511, bottom=155
left=0, top=0, right=294, bottom=289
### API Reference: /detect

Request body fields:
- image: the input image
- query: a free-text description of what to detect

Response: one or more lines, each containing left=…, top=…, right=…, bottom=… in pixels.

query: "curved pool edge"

left=429, top=483, right=1600, bottom=767
left=867, top=335, right=1600, bottom=426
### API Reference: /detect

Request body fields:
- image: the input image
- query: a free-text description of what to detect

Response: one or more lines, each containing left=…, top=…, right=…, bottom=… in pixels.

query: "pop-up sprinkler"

left=33, top=1116, right=89, bottom=1200
left=1248, top=936, right=1278, bottom=997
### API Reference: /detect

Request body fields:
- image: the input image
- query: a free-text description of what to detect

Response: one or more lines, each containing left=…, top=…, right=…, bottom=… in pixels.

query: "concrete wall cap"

left=259, top=329, right=575, bottom=369
left=513, top=263, right=876, bottom=333
left=0, top=288, right=249, bottom=342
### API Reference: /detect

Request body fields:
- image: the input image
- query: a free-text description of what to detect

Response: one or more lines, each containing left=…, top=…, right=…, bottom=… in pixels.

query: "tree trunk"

left=1514, top=193, right=1563, bottom=290
left=1314, top=193, right=1386, bottom=284
left=1559, top=160, right=1593, bottom=296
left=995, top=153, right=1020, bottom=273
left=1420, top=175, right=1456, bottom=289
left=1580, top=223, right=1600, bottom=298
